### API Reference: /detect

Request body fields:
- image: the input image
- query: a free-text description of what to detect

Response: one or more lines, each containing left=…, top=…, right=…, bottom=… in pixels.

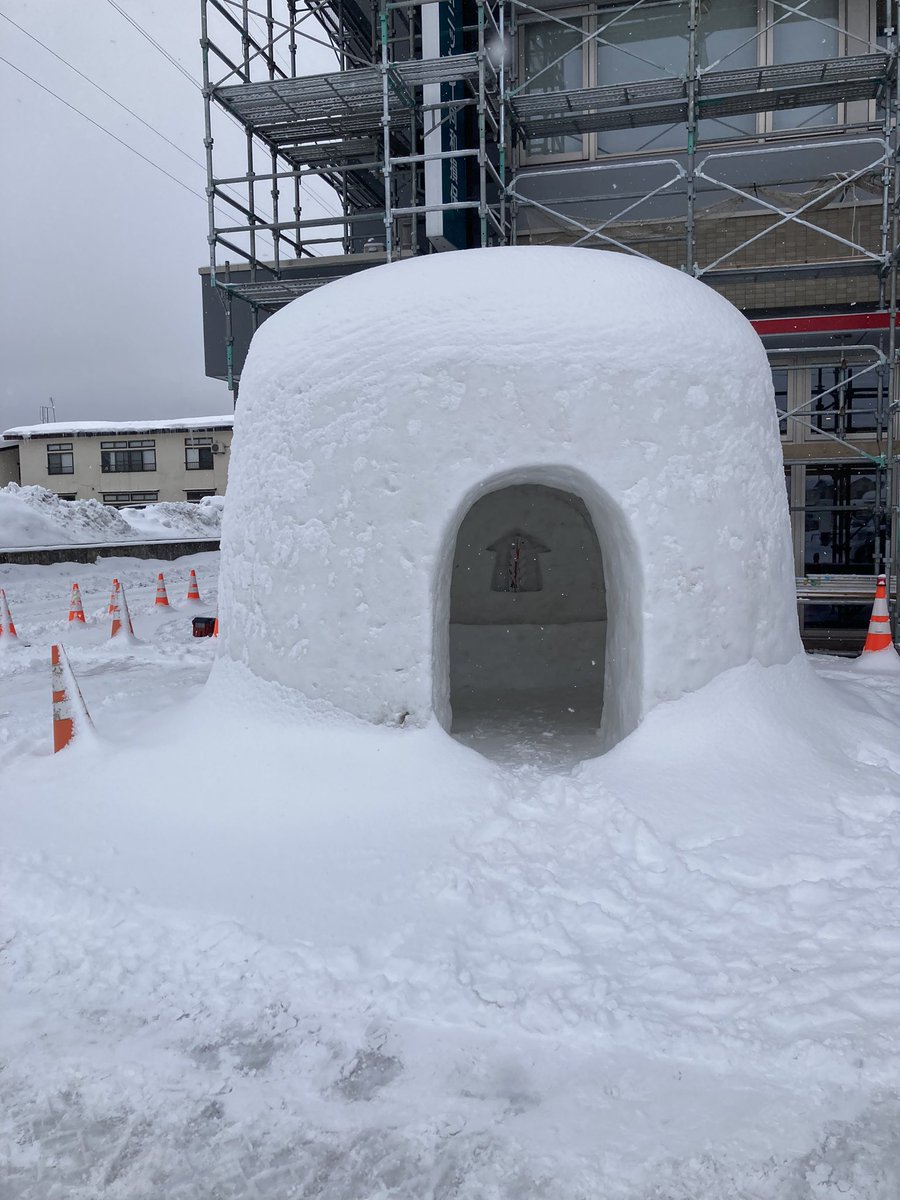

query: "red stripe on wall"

left=751, top=312, right=893, bottom=336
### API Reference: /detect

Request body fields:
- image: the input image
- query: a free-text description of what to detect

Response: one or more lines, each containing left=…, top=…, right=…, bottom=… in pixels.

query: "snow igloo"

left=219, top=247, right=800, bottom=752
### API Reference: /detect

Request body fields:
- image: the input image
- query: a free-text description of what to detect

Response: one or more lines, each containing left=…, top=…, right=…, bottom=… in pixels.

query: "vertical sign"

left=422, top=0, right=469, bottom=250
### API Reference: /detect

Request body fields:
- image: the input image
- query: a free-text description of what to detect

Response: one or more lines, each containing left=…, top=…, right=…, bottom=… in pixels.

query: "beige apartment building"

left=0, top=417, right=233, bottom=506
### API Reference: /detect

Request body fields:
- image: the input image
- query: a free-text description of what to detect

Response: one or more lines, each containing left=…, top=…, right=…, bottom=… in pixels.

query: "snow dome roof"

left=218, top=247, right=800, bottom=749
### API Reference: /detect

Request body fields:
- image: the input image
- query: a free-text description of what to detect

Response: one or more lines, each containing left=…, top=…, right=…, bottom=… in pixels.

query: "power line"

left=0, top=9, right=206, bottom=175
left=0, top=49, right=259, bottom=239
left=0, top=7, right=274, bottom=232
left=102, top=0, right=199, bottom=92
left=102, top=0, right=342, bottom=222
left=0, top=54, right=211, bottom=206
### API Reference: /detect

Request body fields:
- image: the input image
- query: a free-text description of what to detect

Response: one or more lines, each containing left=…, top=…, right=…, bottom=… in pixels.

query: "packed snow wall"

left=219, top=246, right=801, bottom=749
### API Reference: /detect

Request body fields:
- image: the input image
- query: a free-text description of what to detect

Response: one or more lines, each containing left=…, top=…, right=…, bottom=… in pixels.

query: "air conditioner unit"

left=212, top=443, right=225, bottom=454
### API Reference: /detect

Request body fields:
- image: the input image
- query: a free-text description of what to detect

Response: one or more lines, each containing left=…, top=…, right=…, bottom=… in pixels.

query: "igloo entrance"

left=448, top=483, right=606, bottom=758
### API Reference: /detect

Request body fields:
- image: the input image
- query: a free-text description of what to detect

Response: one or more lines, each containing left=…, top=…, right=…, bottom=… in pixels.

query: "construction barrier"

left=863, top=574, right=895, bottom=654
left=154, top=572, right=170, bottom=607
left=109, top=579, right=135, bottom=639
left=51, top=643, right=93, bottom=752
left=0, top=588, right=17, bottom=640
left=186, top=569, right=202, bottom=603
left=68, top=582, right=86, bottom=623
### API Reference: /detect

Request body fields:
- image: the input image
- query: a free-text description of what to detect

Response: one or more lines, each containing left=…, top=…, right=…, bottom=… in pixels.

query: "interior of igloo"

left=448, top=482, right=607, bottom=758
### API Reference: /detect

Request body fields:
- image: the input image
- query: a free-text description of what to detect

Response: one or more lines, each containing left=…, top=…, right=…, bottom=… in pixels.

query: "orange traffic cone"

left=51, top=643, right=93, bottom=752
left=863, top=574, right=894, bottom=654
left=107, top=578, right=119, bottom=614
left=0, top=588, right=17, bottom=640
left=68, top=582, right=86, bottom=623
left=186, top=569, right=201, bottom=603
left=154, top=572, right=170, bottom=607
left=109, top=579, right=135, bottom=639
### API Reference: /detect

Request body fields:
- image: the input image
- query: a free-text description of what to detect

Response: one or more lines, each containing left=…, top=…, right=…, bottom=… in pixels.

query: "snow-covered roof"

left=2, top=415, right=234, bottom=440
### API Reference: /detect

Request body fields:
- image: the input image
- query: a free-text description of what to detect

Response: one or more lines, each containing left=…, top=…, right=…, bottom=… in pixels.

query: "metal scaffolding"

left=200, top=0, right=507, bottom=288
left=200, top=0, right=900, bottom=645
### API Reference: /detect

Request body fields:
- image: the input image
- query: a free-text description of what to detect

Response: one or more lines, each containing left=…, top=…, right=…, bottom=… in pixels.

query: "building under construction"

left=200, top=0, right=900, bottom=648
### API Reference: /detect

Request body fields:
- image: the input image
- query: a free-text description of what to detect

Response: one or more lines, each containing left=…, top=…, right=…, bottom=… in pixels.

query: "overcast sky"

left=0, top=1, right=337, bottom=431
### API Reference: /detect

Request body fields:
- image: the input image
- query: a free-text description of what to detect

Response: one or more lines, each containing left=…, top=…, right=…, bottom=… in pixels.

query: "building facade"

left=0, top=418, right=233, bottom=506
left=0, top=442, right=20, bottom=489
left=198, top=0, right=900, bottom=647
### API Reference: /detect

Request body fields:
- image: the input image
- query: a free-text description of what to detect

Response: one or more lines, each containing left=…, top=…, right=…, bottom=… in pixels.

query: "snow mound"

left=221, top=246, right=799, bottom=746
left=119, top=494, right=224, bottom=540
left=0, top=482, right=133, bottom=547
left=0, top=484, right=223, bottom=548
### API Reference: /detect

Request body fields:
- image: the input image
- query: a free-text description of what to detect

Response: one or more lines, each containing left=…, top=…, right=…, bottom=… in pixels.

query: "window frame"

left=763, top=0, right=846, bottom=137
left=518, top=9, right=591, bottom=165
left=100, top=439, right=157, bottom=473
left=518, top=1, right=855, bottom=165
left=185, top=437, right=215, bottom=471
left=46, top=442, right=74, bottom=476
left=102, top=490, right=159, bottom=506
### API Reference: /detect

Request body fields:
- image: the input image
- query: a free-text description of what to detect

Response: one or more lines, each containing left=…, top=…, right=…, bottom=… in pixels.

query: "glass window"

left=102, top=491, right=159, bottom=506
left=809, top=366, right=880, bottom=438
left=772, top=366, right=789, bottom=436
left=186, top=445, right=214, bottom=470
left=522, top=20, right=585, bottom=158
left=697, top=0, right=759, bottom=142
left=810, top=365, right=842, bottom=433
left=47, top=443, right=74, bottom=475
left=596, top=0, right=688, bottom=156
left=802, top=602, right=871, bottom=631
left=804, top=466, right=882, bottom=573
left=772, top=0, right=839, bottom=131
left=844, top=367, right=879, bottom=434
left=101, top=446, right=156, bottom=473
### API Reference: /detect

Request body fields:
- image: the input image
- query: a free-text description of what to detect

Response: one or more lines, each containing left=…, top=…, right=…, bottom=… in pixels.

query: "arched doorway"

left=448, top=483, right=606, bottom=758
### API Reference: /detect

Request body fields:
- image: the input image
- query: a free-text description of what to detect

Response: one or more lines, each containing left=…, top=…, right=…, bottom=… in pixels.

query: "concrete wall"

left=13, top=427, right=232, bottom=503
left=0, top=539, right=220, bottom=566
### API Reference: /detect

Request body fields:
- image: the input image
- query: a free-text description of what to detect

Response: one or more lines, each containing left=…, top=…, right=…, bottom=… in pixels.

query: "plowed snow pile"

left=0, top=484, right=222, bottom=548
left=2, top=555, right=900, bottom=1198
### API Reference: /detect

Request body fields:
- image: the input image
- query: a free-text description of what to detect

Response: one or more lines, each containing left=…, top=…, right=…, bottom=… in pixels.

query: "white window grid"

left=517, top=0, right=868, bottom=165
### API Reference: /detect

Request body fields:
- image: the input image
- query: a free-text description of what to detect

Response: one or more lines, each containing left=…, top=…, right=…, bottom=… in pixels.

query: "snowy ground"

left=3, top=552, right=900, bottom=1198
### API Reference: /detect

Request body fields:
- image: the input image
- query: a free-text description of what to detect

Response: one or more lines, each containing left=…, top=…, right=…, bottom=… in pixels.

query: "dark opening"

left=449, top=483, right=606, bottom=760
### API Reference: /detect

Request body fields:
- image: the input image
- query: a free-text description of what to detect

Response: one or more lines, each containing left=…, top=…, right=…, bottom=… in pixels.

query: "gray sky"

left=0, top=0, right=337, bottom=431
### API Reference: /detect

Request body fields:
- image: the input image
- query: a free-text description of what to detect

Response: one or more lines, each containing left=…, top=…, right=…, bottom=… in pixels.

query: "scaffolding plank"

left=513, top=52, right=891, bottom=139
left=701, top=258, right=883, bottom=284
left=215, top=52, right=481, bottom=146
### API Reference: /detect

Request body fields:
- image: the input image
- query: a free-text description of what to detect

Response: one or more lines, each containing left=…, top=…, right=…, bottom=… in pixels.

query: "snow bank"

left=2, top=567, right=900, bottom=1196
left=0, top=483, right=223, bottom=548
left=119, top=494, right=224, bottom=541
left=0, top=483, right=134, bottom=546
left=220, top=246, right=800, bottom=747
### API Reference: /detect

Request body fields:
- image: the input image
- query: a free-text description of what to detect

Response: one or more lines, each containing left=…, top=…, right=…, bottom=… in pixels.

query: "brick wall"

left=521, top=203, right=885, bottom=311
